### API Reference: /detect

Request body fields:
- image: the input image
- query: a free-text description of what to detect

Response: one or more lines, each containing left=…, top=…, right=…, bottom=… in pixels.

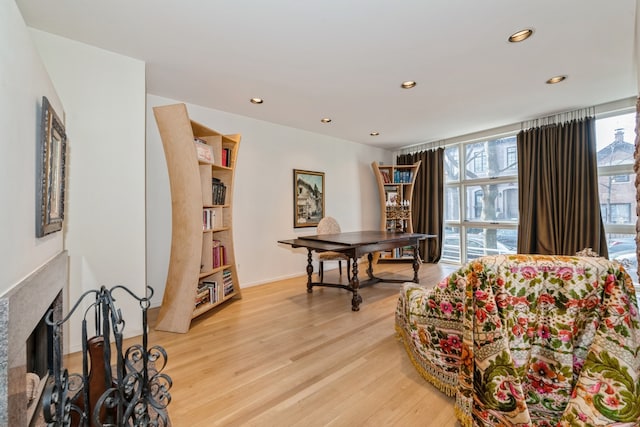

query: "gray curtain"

left=397, top=149, right=444, bottom=262
left=517, top=117, right=608, bottom=256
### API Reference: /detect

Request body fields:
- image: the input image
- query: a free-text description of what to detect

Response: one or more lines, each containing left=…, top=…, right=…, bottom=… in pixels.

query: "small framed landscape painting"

left=293, top=169, right=325, bottom=228
left=36, top=96, right=68, bottom=237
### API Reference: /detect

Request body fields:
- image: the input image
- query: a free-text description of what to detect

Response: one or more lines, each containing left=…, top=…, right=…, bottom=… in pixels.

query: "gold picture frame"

left=293, top=169, right=324, bottom=228
left=36, top=96, right=67, bottom=237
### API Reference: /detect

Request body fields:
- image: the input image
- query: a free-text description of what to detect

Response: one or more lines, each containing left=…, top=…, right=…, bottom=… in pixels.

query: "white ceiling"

left=16, top=0, right=639, bottom=150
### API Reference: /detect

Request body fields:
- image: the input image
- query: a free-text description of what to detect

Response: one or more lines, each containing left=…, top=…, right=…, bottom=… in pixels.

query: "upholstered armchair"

left=396, top=254, right=640, bottom=427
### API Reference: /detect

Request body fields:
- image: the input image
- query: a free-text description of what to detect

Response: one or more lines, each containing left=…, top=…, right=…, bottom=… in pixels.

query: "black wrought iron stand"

left=42, top=285, right=172, bottom=426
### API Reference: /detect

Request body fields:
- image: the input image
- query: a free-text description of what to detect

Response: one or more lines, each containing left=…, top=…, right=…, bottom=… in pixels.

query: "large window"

left=441, top=109, right=637, bottom=285
left=596, top=112, right=637, bottom=283
left=442, top=136, right=518, bottom=263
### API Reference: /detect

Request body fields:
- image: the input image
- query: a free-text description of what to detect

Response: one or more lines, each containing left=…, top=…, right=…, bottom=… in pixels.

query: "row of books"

left=203, top=208, right=223, bottom=230
left=196, top=280, right=220, bottom=308
left=380, top=246, right=415, bottom=259
left=213, top=240, right=227, bottom=268
left=380, top=170, right=392, bottom=183
left=195, top=269, right=235, bottom=308
left=380, top=169, right=414, bottom=184
left=222, top=270, right=234, bottom=297
left=393, top=170, right=414, bottom=183
left=212, top=177, right=227, bottom=205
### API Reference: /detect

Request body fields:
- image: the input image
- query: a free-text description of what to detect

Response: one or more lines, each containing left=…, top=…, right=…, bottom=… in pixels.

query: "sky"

left=596, top=111, right=636, bottom=149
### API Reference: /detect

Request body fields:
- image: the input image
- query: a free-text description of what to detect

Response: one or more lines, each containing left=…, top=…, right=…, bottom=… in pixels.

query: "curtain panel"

left=517, top=117, right=608, bottom=256
left=397, top=149, right=444, bottom=262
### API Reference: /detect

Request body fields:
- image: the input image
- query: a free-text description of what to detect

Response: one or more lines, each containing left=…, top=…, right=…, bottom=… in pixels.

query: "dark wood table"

left=278, top=231, right=432, bottom=311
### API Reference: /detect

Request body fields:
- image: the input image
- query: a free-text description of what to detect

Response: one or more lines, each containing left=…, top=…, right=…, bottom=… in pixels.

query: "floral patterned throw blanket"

left=395, top=255, right=640, bottom=426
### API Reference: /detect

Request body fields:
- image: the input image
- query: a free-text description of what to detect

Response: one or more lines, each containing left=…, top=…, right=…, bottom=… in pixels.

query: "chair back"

left=318, top=216, right=341, bottom=235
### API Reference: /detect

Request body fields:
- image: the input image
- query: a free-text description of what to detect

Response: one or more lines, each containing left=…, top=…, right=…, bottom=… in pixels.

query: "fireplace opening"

left=25, top=291, right=62, bottom=426
left=26, top=314, right=50, bottom=383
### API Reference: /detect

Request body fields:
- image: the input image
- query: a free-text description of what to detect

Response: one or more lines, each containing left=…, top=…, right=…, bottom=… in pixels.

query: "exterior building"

left=598, top=128, right=636, bottom=225
left=296, top=178, right=323, bottom=224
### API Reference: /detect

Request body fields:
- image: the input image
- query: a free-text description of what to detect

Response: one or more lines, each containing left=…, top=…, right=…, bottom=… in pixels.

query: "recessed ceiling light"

left=546, top=75, right=567, bottom=84
left=320, top=118, right=332, bottom=123
left=370, top=131, right=380, bottom=136
left=508, top=28, right=534, bottom=43
left=250, top=98, right=264, bottom=104
left=401, top=81, right=417, bottom=89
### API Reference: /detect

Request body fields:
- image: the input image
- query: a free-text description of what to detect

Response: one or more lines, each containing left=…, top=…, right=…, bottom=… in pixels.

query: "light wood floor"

left=67, top=262, right=461, bottom=427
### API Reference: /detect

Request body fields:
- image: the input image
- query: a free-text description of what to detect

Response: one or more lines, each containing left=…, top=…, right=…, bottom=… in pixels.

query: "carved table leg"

left=412, top=243, right=421, bottom=283
left=350, top=257, right=362, bottom=311
left=366, top=253, right=374, bottom=280
left=306, top=249, right=314, bottom=293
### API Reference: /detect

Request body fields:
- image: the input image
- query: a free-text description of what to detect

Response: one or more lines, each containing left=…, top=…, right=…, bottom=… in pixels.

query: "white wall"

left=146, top=95, right=392, bottom=306
left=0, top=0, right=64, bottom=296
left=30, top=30, right=147, bottom=351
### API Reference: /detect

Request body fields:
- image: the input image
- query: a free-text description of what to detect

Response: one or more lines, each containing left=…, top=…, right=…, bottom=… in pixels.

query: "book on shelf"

left=400, top=246, right=415, bottom=258
left=196, top=285, right=209, bottom=298
left=212, top=177, right=227, bottom=205
left=203, top=208, right=216, bottom=230
left=212, top=240, right=220, bottom=267
left=195, top=285, right=211, bottom=307
left=221, top=148, right=232, bottom=167
left=203, top=208, right=223, bottom=230
left=212, top=240, right=226, bottom=269
left=380, top=170, right=391, bottom=183
left=211, top=284, right=219, bottom=303
left=199, top=280, right=219, bottom=304
left=222, top=269, right=234, bottom=296
left=194, top=138, right=214, bottom=164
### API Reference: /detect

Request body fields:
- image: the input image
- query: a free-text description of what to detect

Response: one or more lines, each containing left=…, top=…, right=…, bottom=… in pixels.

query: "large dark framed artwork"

left=36, top=96, right=67, bottom=237
left=293, top=169, right=324, bottom=228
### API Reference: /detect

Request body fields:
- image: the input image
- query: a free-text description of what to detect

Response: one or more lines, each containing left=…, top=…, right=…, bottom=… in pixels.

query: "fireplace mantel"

left=0, top=251, right=67, bottom=427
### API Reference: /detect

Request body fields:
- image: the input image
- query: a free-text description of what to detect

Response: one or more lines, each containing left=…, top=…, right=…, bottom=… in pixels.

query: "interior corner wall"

left=0, top=0, right=64, bottom=297
left=146, top=94, right=393, bottom=306
left=29, top=29, right=147, bottom=352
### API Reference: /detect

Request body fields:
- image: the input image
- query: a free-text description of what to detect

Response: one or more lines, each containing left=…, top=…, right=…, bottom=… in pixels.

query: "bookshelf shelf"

left=153, top=103, right=242, bottom=333
left=371, top=161, right=421, bottom=261
left=199, top=264, right=233, bottom=278
left=205, top=226, right=231, bottom=233
left=192, top=290, right=238, bottom=318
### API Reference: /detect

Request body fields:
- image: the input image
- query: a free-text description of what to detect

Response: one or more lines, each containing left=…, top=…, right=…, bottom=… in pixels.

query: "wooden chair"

left=316, top=217, right=351, bottom=283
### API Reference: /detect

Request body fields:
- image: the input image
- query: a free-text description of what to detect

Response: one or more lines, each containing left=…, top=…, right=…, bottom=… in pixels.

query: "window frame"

left=443, top=137, right=519, bottom=264
left=438, top=107, right=637, bottom=272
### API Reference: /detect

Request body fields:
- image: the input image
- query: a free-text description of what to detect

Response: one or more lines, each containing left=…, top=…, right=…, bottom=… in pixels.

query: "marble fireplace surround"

left=0, top=251, right=67, bottom=427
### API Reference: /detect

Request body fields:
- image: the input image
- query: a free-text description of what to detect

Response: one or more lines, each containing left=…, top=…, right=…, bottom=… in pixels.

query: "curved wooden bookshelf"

left=371, top=161, right=421, bottom=261
left=153, top=103, right=241, bottom=333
